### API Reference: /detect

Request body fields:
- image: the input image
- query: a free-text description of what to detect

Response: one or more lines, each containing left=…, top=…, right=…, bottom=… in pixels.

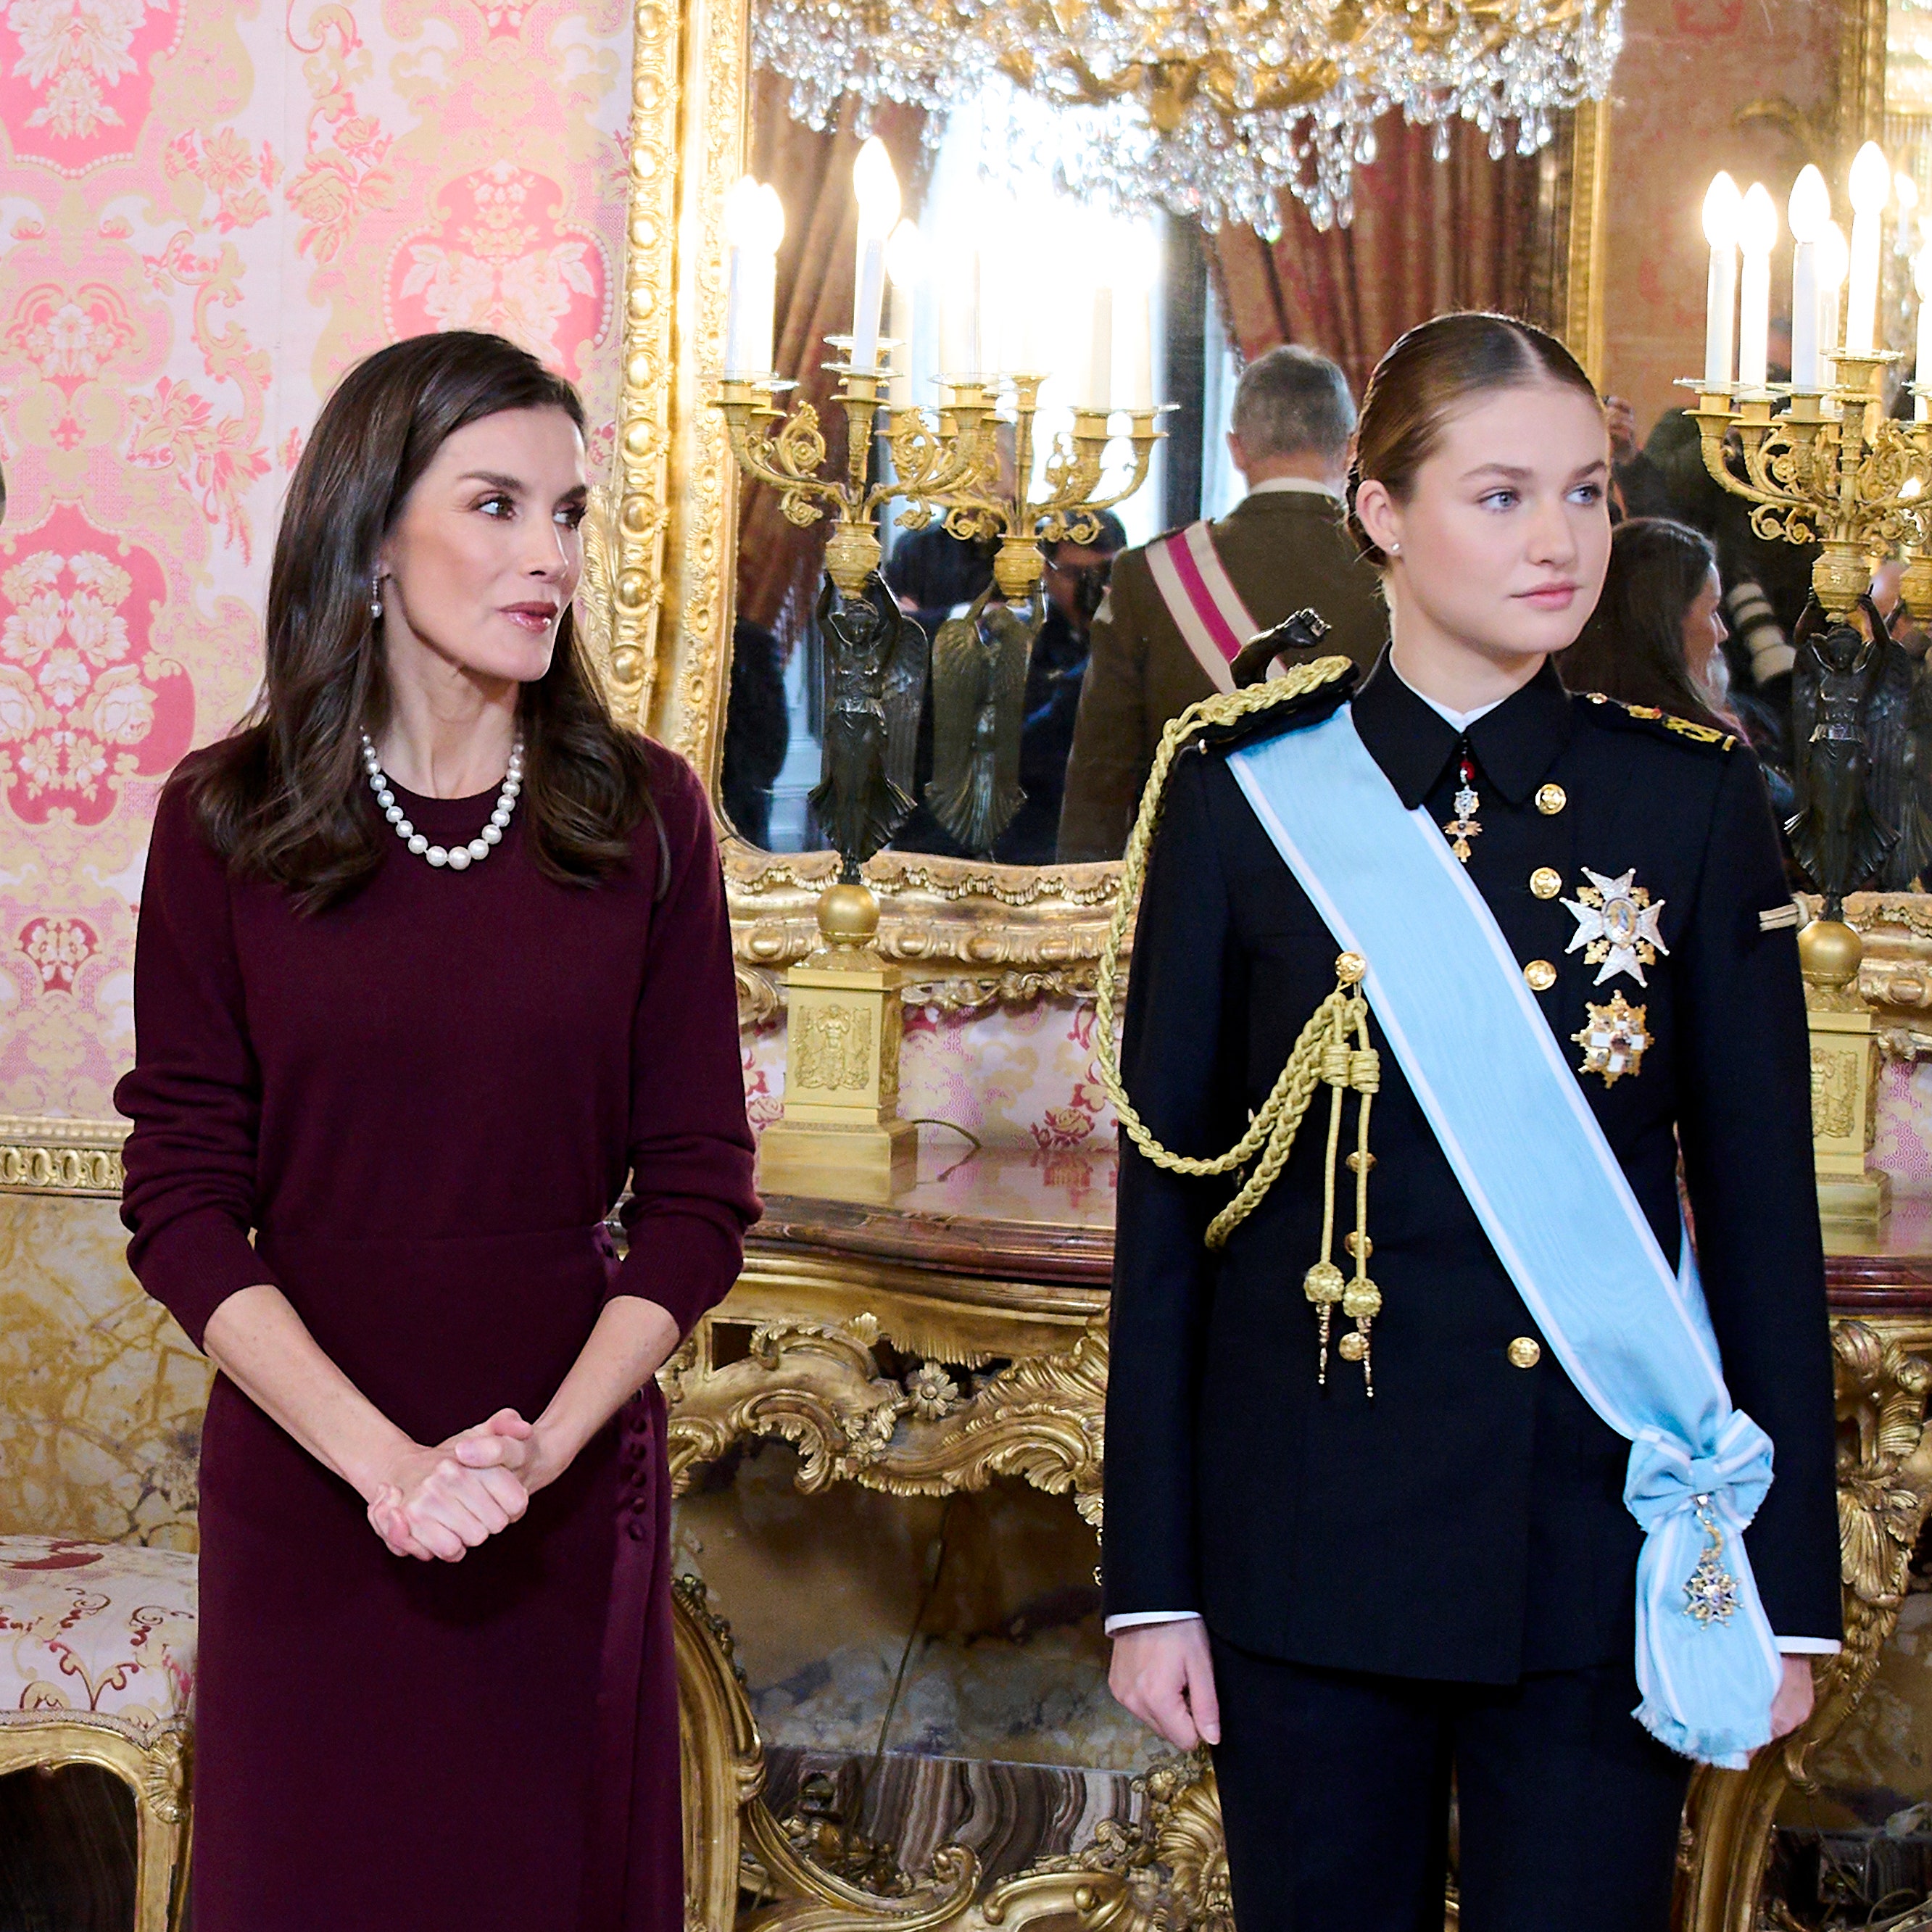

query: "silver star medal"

left=1562, top=868, right=1669, bottom=987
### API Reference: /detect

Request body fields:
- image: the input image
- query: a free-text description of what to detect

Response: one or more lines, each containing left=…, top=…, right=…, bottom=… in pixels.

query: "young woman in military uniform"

left=1100, top=312, right=1840, bottom=1932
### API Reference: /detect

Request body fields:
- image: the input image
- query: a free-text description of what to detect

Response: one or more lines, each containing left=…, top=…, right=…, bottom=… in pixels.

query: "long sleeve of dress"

left=116, top=774, right=279, bottom=1352
left=1674, top=750, right=1842, bottom=1645
left=610, top=755, right=760, bottom=1337
left=1102, top=752, right=1245, bottom=1618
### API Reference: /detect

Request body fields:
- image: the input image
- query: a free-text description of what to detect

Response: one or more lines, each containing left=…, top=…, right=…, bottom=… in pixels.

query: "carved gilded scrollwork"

left=0, top=1115, right=125, bottom=1196
left=1678, top=1318, right=1932, bottom=1932
left=663, top=1312, right=1108, bottom=1524
left=676, top=1573, right=768, bottom=1931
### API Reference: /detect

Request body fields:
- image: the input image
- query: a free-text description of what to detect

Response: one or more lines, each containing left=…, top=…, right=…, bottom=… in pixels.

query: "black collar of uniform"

left=1351, top=651, right=1575, bottom=810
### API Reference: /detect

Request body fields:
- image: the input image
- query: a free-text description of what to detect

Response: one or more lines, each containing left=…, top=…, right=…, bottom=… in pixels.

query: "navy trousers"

left=1208, top=1633, right=1691, bottom=1932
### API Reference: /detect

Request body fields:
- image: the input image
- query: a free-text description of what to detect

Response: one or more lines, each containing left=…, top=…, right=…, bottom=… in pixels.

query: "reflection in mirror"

left=718, top=67, right=1573, bottom=868
left=722, top=75, right=1174, bottom=863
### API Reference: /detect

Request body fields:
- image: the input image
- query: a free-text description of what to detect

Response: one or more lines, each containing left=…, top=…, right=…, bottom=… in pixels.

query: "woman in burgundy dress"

left=116, top=331, right=758, bottom=1931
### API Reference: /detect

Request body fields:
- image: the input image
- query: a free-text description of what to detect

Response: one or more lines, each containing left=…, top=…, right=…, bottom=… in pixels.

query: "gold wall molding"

left=1562, top=97, right=1610, bottom=384
left=0, top=1116, right=126, bottom=1197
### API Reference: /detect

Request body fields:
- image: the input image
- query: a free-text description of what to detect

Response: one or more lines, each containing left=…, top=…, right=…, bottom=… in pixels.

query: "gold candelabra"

left=905, top=373, right=1164, bottom=598
left=715, top=349, right=1165, bottom=1201
left=715, top=358, right=1165, bottom=596
left=1686, top=355, right=1932, bottom=620
left=1683, top=351, right=1924, bottom=1229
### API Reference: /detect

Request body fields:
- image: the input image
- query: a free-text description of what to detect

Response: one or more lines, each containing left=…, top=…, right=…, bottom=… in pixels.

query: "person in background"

left=1056, top=344, right=1387, bottom=863
left=1559, top=518, right=1736, bottom=734
left=720, top=614, right=789, bottom=849
left=997, top=513, right=1127, bottom=864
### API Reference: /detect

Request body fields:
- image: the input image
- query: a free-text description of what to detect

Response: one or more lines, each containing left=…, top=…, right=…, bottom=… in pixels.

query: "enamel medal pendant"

left=1443, top=753, right=1481, bottom=862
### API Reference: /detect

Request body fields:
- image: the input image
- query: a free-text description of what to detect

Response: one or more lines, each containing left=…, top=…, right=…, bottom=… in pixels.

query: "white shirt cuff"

left=1774, top=1635, right=1841, bottom=1656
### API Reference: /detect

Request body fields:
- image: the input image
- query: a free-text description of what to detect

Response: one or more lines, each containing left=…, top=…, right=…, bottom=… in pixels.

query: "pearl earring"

left=1388, top=543, right=1401, bottom=557
left=370, top=572, right=384, bottom=621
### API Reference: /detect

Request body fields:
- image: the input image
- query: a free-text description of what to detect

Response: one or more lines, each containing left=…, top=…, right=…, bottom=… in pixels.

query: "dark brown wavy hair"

left=1559, top=516, right=1728, bottom=731
left=1346, top=312, right=1602, bottom=567
left=191, top=331, right=655, bottom=913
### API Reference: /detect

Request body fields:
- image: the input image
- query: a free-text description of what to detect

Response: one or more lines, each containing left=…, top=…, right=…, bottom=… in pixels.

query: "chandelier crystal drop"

left=753, top=0, right=1622, bottom=236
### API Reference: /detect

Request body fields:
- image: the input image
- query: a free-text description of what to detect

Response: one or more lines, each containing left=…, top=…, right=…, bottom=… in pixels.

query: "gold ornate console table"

left=664, top=1151, right=1932, bottom=1932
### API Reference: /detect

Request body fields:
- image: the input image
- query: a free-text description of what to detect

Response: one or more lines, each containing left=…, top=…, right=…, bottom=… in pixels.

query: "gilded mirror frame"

left=597, top=0, right=1617, bottom=1020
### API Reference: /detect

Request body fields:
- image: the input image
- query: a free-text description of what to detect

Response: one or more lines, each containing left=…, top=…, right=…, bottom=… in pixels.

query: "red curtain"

left=1208, top=115, right=1559, bottom=400
left=735, top=79, right=927, bottom=636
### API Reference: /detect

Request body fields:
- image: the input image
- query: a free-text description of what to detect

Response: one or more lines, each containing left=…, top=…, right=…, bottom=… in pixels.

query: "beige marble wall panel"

left=0, top=1193, right=206, bottom=1550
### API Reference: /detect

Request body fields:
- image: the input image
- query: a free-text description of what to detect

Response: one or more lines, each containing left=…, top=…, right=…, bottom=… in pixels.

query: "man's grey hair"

left=1231, top=344, right=1356, bottom=465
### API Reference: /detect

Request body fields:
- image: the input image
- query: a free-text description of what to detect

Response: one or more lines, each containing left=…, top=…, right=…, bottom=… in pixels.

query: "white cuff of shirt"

left=1104, top=1614, right=1841, bottom=1659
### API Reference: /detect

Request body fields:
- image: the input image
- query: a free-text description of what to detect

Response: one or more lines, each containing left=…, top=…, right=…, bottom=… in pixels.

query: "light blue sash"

left=1227, top=705, right=1782, bottom=1768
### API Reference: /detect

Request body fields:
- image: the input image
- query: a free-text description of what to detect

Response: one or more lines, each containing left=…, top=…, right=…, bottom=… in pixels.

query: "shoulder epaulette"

left=1190, top=657, right=1358, bottom=756
left=1577, top=690, right=1737, bottom=753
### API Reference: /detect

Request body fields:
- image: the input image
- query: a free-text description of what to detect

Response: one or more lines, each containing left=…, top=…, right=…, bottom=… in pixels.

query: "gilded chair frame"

left=0, top=1718, right=190, bottom=1931
left=588, top=0, right=1615, bottom=1021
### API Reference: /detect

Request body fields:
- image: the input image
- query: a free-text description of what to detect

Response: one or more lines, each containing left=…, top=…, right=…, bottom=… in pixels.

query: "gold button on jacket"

left=1530, top=866, right=1562, bottom=900
left=1522, top=959, right=1556, bottom=992
left=1507, top=1337, right=1543, bottom=1369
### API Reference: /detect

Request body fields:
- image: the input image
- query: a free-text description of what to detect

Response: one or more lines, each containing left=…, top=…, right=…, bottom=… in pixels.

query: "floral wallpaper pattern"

left=0, top=0, right=631, bottom=1121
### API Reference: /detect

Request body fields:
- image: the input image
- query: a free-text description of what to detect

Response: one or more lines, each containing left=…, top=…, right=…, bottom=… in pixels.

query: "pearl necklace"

left=359, top=732, right=522, bottom=871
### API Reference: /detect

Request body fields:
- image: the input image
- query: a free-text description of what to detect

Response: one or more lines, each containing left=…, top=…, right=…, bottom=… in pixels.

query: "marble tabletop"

left=754, top=1132, right=1932, bottom=1311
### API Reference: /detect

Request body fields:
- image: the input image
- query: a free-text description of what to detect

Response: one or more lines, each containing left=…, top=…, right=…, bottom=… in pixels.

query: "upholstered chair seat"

left=0, top=1535, right=195, bottom=1930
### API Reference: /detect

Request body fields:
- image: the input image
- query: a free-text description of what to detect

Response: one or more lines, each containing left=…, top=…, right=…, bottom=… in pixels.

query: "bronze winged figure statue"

left=924, top=584, right=1043, bottom=858
left=807, top=573, right=928, bottom=877
left=1787, top=594, right=1908, bottom=916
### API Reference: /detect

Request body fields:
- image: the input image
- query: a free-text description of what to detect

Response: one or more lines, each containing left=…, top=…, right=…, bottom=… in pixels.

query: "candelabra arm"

left=716, top=386, right=850, bottom=530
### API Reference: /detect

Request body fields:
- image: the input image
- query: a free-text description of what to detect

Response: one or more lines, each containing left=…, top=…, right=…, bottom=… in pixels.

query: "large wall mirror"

left=615, top=0, right=1608, bottom=1010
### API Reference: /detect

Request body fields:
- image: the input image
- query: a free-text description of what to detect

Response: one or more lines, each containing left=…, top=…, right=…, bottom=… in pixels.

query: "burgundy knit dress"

left=115, top=742, right=758, bottom=1932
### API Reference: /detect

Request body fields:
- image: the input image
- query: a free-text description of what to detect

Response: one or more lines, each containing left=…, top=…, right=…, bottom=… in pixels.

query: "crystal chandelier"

left=753, top=0, right=1622, bottom=236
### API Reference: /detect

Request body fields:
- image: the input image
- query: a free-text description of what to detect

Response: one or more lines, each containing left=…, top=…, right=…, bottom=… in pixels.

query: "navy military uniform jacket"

left=1102, top=654, right=1842, bottom=1681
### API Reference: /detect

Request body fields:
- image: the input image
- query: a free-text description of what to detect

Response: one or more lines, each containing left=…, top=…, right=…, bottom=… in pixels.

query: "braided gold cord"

left=1093, top=656, right=1357, bottom=1248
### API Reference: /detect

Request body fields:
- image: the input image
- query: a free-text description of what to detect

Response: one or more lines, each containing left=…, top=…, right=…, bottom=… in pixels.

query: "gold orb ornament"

left=818, top=881, right=882, bottom=947
left=1796, top=917, right=1862, bottom=990
left=1338, top=1332, right=1369, bottom=1362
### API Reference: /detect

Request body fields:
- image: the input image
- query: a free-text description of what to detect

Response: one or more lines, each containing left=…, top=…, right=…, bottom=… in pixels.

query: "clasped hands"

left=364, top=1408, right=555, bottom=1562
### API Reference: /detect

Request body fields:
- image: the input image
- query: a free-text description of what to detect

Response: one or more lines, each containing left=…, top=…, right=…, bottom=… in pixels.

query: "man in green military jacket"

left=1055, top=344, right=1388, bottom=863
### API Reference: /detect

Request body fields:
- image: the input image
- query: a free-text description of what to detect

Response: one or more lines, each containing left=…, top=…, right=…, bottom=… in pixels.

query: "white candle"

left=748, top=186, right=784, bottom=375
left=850, top=138, right=900, bottom=371
left=1701, top=173, right=1741, bottom=390
left=1788, top=165, right=1829, bottom=390
left=1846, top=141, right=1891, bottom=355
left=1083, top=282, right=1114, bottom=408
left=1917, top=246, right=1932, bottom=419
left=1820, top=219, right=1849, bottom=391
left=884, top=219, right=921, bottom=409
left=1737, top=184, right=1778, bottom=393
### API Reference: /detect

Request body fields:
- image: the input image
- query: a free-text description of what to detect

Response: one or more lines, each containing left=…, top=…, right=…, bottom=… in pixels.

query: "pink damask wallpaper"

left=0, top=0, right=632, bottom=1121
